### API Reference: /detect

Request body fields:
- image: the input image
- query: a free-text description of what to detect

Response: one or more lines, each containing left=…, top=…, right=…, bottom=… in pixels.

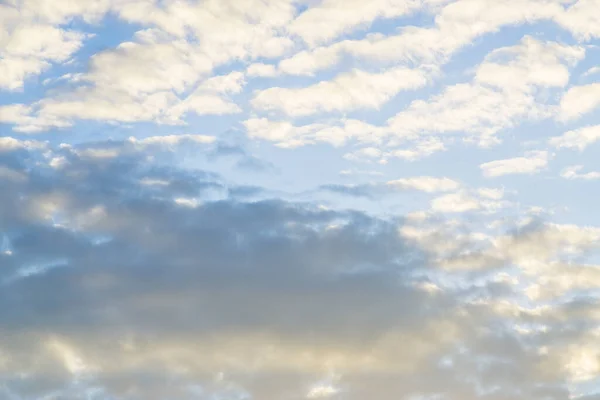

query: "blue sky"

left=2, top=0, right=600, bottom=399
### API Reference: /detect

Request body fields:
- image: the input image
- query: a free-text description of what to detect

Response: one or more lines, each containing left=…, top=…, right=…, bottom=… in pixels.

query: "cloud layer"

left=2, top=1, right=600, bottom=399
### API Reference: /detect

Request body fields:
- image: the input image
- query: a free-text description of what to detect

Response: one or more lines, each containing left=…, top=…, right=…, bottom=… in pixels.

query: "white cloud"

left=386, top=176, right=460, bottom=193
left=0, top=103, right=71, bottom=133
left=554, top=0, right=600, bottom=41
left=558, top=83, right=600, bottom=121
left=390, top=137, right=447, bottom=161
left=251, top=67, right=429, bottom=117
left=388, top=37, right=584, bottom=144
left=477, top=188, right=505, bottom=200
left=430, top=191, right=482, bottom=213
left=475, top=37, right=582, bottom=89
left=287, top=0, right=443, bottom=47
left=278, top=45, right=346, bottom=76
left=243, top=118, right=447, bottom=161
left=0, top=23, right=88, bottom=90
left=561, top=165, right=600, bottom=180
left=0, top=136, right=45, bottom=152
left=164, top=71, right=246, bottom=122
left=339, top=169, right=384, bottom=177
left=306, top=384, right=340, bottom=399
left=1, top=70, right=246, bottom=132
left=343, top=147, right=387, bottom=164
left=247, top=63, right=278, bottom=77
left=0, top=0, right=109, bottom=91
left=582, top=66, right=600, bottom=78
left=195, top=71, right=246, bottom=94
left=549, top=124, right=600, bottom=151
left=0, top=0, right=296, bottom=130
left=244, top=118, right=386, bottom=148
left=480, top=151, right=550, bottom=178
left=244, top=36, right=578, bottom=158
left=115, top=0, right=296, bottom=60
left=7, top=0, right=111, bottom=24
left=278, top=0, right=567, bottom=76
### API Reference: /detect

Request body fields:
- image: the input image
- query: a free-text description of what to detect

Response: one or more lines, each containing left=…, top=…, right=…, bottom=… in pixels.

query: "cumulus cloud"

left=561, top=165, right=600, bottom=180
left=0, top=3, right=93, bottom=90
left=0, top=136, right=45, bottom=152
left=554, top=0, right=600, bottom=41
left=246, top=63, right=279, bottom=77
left=430, top=191, right=483, bottom=213
left=287, top=0, right=444, bottom=47
left=559, top=83, right=600, bottom=121
left=387, top=176, right=460, bottom=193
left=480, top=151, right=550, bottom=178
left=277, top=0, right=570, bottom=77
left=549, top=124, right=600, bottom=151
left=243, top=117, right=388, bottom=148
left=0, top=0, right=293, bottom=131
left=388, top=37, right=584, bottom=145
left=251, top=67, right=429, bottom=117
left=246, top=32, right=584, bottom=161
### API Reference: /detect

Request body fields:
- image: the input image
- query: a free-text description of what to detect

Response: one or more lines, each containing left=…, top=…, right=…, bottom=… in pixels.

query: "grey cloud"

left=209, top=141, right=277, bottom=173
left=0, top=141, right=594, bottom=400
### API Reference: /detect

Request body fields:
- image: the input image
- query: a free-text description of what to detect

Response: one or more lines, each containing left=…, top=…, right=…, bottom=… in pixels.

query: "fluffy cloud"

left=246, top=63, right=279, bottom=77
left=0, top=0, right=293, bottom=130
left=480, top=151, right=550, bottom=177
left=554, top=0, right=600, bottom=41
left=387, top=176, right=460, bottom=192
left=0, top=0, right=108, bottom=91
left=250, top=36, right=583, bottom=157
left=243, top=117, right=387, bottom=148
left=251, top=67, right=429, bottom=117
left=287, top=0, right=443, bottom=47
left=430, top=191, right=483, bottom=213
left=558, top=83, right=600, bottom=121
left=0, top=136, right=45, bottom=152
left=388, top=37, right=584, bottom=144
left=549, top=124, right=600, bottom=151
left=561, top=165, right=600, bottom=180
left=0, top=69, right=246, bottom=132
left=0, top=23, right=88, bottom=90
left=277, top=0, right=570, bottom=77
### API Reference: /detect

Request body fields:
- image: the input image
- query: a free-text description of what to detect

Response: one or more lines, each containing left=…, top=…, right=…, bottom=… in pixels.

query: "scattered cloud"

left=251, top=67, right=429, bottom=117
left=3, top=1, right=600, bottom=398
left=561, top=165, right=600, bottom=180
left=480, top=150, right=550, bottom=177
left=559, top=83, right=600, bottom=121
left=388, top=37, right=584, bottom=145
left=550, top=124, right=600, bottom=151
left=430, top=191, right=483, bottom=213
left=387, top=176, right=460, bottom=193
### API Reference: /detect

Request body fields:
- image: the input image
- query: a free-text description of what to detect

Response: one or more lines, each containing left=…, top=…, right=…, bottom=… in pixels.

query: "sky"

left=1, top=0, right=600, bottom=399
